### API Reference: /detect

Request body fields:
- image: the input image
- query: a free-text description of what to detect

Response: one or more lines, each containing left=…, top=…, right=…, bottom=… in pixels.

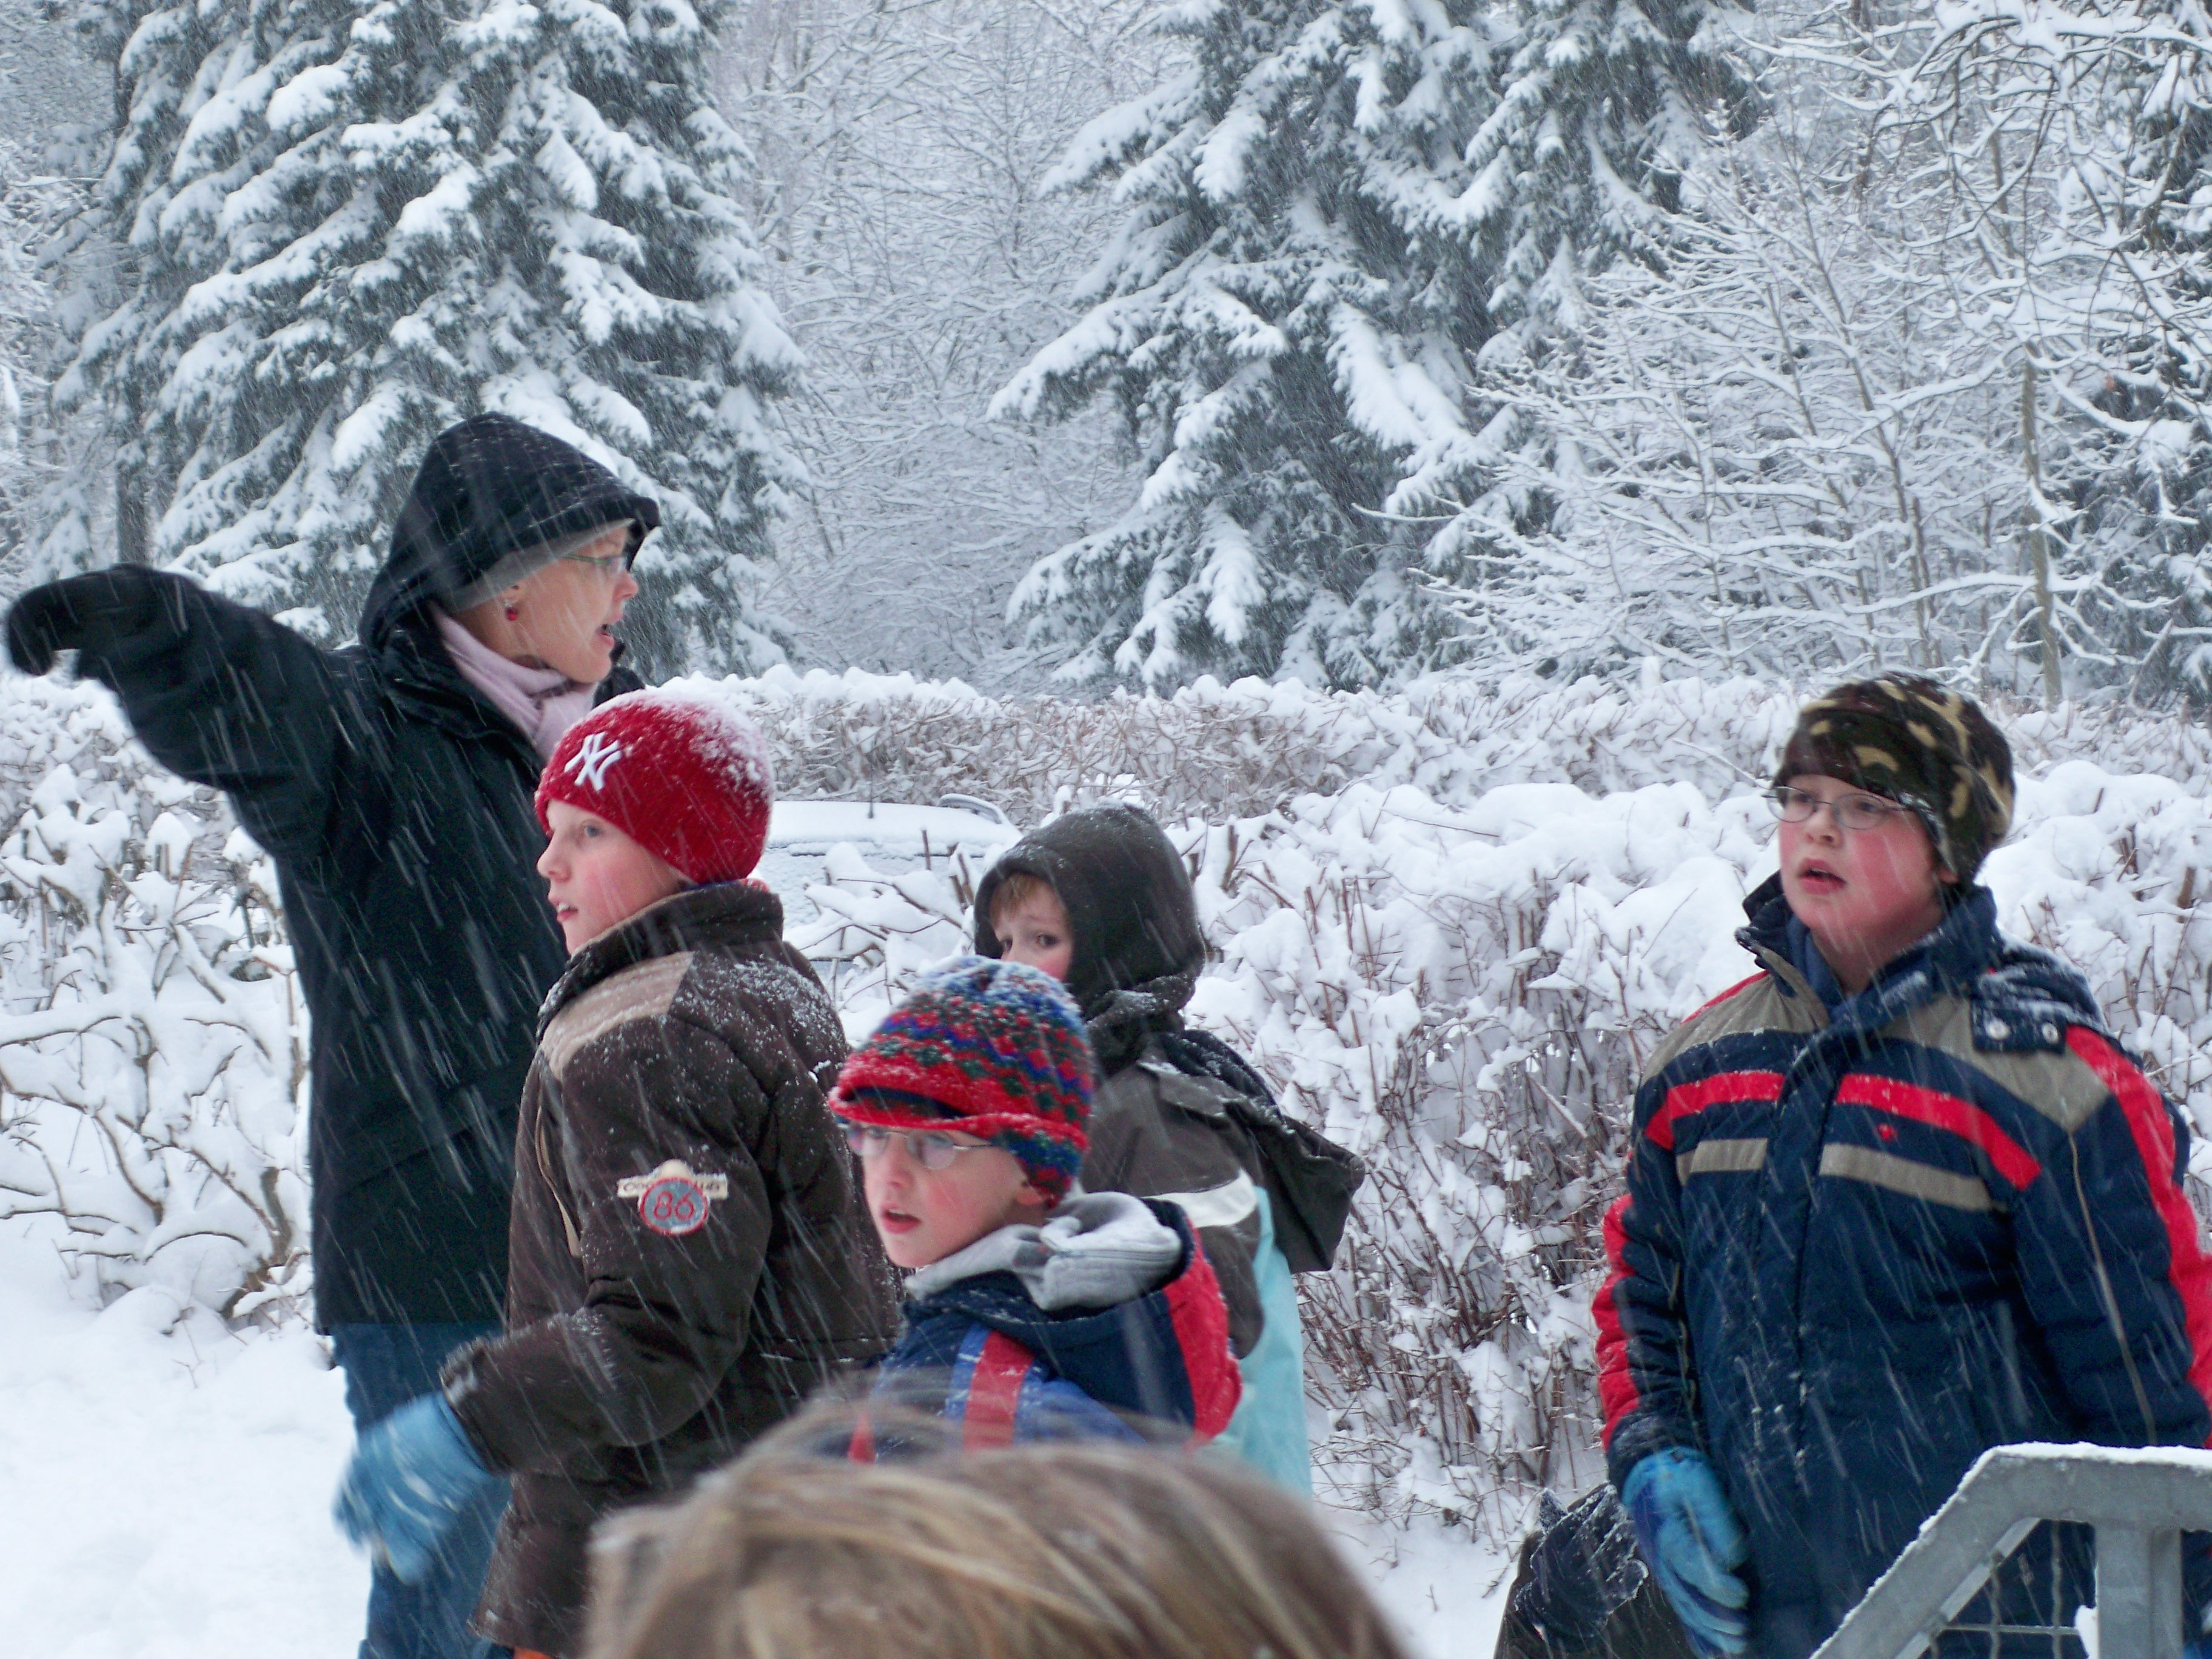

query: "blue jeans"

left=331, top=1322, right=511, bottom=1659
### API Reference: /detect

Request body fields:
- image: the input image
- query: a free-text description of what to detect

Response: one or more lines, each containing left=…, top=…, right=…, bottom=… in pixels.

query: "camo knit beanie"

left=1773, top=675, right=2015, bottom=883
left=829, top=957, right=1094, bottom=1201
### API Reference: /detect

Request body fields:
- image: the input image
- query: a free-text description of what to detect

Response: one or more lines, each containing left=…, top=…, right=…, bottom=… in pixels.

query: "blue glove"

left=333, top=1393, right=501, bottom=1583
left=1621, top=1446, right=1751, bottom=1657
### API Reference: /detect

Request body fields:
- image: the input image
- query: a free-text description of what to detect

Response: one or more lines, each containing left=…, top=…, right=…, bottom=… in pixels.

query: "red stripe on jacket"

left=960, top=1331, right=1034, bottom=1450
left=1594, top=1195, right=1640, bottom=1448
left=1164, top=1233, right=1242, bottom=1444
left=1647, top=1071, right=1786, bottom=1151
left=1834, top=1074, right=2042, bottom=1188
left=2066, top=1029, right=2212, bottom=1434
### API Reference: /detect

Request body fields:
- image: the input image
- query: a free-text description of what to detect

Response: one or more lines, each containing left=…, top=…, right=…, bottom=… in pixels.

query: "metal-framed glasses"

left=556, top=549, right=633, bottom=585
left=1766, top=784, right=1915, bottom=833
left=844, top=1124, right=994, bottom=1171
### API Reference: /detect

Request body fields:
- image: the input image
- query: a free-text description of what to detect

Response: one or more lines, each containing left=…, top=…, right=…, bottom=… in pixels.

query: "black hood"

left=972, top=803, right=1205, bottom=1041
left=359, top=414, right=660, bottom=651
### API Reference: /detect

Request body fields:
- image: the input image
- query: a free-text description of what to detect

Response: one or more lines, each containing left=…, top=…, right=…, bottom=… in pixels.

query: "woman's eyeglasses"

left=843, top=1124, right=993, bottom=1171
left=557, top=549, right=632, bottom=585
left=1766, top=785, right=1915, bottom=833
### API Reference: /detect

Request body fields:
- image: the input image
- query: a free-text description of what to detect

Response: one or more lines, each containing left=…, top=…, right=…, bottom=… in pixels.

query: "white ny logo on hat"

left=569, top=732, right=625, bottom=790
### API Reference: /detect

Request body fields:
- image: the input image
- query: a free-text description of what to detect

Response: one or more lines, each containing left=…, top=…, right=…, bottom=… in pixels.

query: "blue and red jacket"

left=858, top=1199, right=1242, bottom=1452
left=1598, top=876, right=2212, bottom=1657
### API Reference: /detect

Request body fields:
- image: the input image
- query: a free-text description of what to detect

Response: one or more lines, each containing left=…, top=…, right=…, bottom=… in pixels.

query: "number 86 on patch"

left=615, top=1160, right=731, bottom=1236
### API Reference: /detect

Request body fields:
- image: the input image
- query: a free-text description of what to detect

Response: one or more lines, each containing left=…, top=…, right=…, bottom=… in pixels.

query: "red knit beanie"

left=535, top=692, right=774, bottom=885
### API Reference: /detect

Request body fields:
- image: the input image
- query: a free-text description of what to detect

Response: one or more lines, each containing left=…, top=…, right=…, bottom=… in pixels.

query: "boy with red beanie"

left=337, top=691, right=897, bottom=1659
left=831, top=957, right=1242, bottom=1449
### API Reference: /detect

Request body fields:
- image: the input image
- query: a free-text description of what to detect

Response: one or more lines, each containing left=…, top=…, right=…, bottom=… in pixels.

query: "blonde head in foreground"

left=584, top=1416, right=1412, bottom=1659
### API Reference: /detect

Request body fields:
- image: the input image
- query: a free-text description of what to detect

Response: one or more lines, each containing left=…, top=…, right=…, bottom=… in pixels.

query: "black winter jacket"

left=445, top=882, right=896, bottom=1657
left=5, top=415, right=657, bottom=1326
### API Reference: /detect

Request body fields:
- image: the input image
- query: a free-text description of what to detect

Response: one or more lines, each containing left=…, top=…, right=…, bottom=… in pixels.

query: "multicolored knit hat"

left=830, top=957, right=1094, bottom=1201
left=1774, top=675, right=2015, bottom=883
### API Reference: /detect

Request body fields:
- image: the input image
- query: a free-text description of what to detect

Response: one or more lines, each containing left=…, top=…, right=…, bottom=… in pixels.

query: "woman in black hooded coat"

left=4, top=413, right=655, bottom=1659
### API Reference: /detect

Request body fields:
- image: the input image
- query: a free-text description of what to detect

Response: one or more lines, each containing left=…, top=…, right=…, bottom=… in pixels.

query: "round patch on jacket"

left=615, top=1160, right=731, bottom=1237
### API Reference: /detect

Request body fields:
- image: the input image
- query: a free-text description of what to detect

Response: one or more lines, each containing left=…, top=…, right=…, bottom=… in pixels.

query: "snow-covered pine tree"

left=1961, top=0, right=2212, bottom=706
left=1453, top=0, right=2212, bottom=703
left=994, top=0, right=1758, bottom=690
left=45, top=0, right=802, bottom=673
left=0, top=141, right=89, bottom=584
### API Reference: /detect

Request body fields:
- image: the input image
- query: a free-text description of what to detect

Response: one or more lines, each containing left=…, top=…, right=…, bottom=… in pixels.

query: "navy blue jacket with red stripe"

left=1598, top=877, right=2212, bottom=1656
left=865, top=1200, right=1242, bottom=1450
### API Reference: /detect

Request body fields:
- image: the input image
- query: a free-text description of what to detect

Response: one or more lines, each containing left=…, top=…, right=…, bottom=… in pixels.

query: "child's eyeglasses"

left=1766, top=785, right=1915, bottom=833
left=844, top=1124, right=993, bottom=1171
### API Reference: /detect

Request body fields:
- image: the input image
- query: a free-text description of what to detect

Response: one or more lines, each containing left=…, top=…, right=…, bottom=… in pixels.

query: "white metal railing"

left=1812, top=1446, right=2212, bottom=1659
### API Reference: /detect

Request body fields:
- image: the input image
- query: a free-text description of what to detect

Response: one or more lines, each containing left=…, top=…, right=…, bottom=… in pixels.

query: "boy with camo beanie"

left=1556, top=674, right=2212, bottom=1659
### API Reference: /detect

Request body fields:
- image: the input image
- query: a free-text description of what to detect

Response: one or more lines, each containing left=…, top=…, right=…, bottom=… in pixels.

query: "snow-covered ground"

left=0, top=1227, right=1506, bottom=1659
left=0, top=1235, right=364, bottom=1659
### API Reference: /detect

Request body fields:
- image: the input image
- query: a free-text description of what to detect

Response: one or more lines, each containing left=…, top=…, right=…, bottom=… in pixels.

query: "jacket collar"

left=1736, top=872, right=2104, bottom=1048
left=539, top=882, right=787, bottom=1031
left=902, top=1191, right=1183, bottom=1310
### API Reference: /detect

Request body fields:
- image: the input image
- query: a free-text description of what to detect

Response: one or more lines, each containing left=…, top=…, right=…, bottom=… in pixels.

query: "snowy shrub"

left=10, top=662, right=2212, bottom=1544
left=1188, top=785, right=1763, bottom=1523
left=723, top=663, right=2212, bottom=824
left=0, top=679, right=307, bottom=1321
left=727, top=666, right=2212, bottom=1531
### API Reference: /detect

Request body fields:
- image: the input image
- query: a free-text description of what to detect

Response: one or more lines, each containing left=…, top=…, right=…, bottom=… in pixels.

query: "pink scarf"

left=432, top=608, right=599, bottom=760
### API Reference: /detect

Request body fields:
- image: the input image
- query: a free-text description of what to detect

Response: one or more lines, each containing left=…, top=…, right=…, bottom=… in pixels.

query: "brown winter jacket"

left=440, top=882, right=897, bottom=1657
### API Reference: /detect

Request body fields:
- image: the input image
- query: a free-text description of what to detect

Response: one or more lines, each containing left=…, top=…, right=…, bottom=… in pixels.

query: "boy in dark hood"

left=971, top=803, right=1313, bottom=1492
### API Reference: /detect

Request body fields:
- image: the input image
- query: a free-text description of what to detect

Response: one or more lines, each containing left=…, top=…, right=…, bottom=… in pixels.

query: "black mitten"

left=6, top=568, right=170, bottom=676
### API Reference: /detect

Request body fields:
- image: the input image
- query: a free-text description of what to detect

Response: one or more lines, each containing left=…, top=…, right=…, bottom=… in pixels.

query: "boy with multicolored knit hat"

left=1583, top=674, right=2212, bottom=1659
left=831, top=956, right=1243, bottom=1450
left=336, top=690, right=897, bottom=1659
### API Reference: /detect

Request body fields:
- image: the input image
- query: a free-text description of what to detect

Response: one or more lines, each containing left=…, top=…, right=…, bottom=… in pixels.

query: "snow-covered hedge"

left=728, top=664, right=2212, bottom=823
left=7, top=665, right=2211, bottom=1535
left=0, top=679, right=306, bottom=1319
